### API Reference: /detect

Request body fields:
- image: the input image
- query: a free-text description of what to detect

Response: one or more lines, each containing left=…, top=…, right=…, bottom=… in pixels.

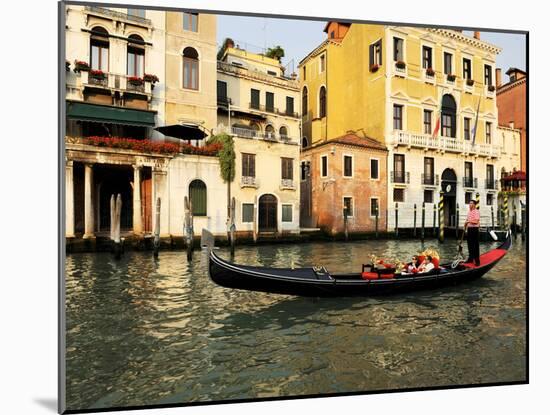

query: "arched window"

left=189, top=179, right=207, bottom=216
left=279, top=126, right=288, bottom=139
left=127, top=35, right=144, bottom=77
left=265, top=124, right=275, bottom=139
left=183, top=47, right=199, bottom=90
left=319, top=86, right=327, bottom=118
left=90, top=27, right=109, bottom=71
left=302, top=136, right=309, bottom=149
left=302, top=86, right=308, bottom=116
left=441, top=94, right=457, bottom=138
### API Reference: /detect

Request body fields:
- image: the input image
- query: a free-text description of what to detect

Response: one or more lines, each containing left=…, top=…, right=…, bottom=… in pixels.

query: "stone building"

left=299, top=23, right=503, bottom=230
left=215, top=45, right=301, bottom=236
left=64, top=5, right=227, bottom=242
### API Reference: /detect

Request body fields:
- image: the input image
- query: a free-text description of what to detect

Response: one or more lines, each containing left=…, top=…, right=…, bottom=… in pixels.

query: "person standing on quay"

left=465, top=200, right=480, bottom=266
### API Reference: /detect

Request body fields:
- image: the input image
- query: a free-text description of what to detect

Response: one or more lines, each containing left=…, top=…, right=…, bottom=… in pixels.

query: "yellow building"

left=216, top=46, right=301, bottom=236
left=300, top=23, right=505, bottom=230
left=163, top=11, right=218, bottom=138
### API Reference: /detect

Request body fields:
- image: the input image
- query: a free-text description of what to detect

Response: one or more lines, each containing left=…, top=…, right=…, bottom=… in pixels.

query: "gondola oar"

left=458, top=222, right=467, bottom=255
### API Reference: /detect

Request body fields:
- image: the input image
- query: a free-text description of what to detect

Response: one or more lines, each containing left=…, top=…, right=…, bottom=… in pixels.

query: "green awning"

left=66, top=101, right=156, bottom=127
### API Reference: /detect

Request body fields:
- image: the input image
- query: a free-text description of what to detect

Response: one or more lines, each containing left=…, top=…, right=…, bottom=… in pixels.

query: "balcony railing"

left=421, top=173, right=440, bottom=186
left=462, top=177, right=478, bottom=188
left=392, top=131, right=501, bottom=158
left=485, top=179, right=498, bottom=190
left=217, top=61, right=299, bottom=89
left=78, top=71, right=152, bottom=95
left=217, top=96, right=232, bottom=107
left=84, top=5, right=152, bottom=26
left=391, top=171, right=410, bottom=184
left=241, top=176, right=259, bottom=188
left=214, top=126, right=298, bottom=145
left=249, top=102, right=277, bottom=114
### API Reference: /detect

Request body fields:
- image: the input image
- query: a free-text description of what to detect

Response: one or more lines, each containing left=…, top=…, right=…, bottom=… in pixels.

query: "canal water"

left=65, top=238, right=526, bottom=411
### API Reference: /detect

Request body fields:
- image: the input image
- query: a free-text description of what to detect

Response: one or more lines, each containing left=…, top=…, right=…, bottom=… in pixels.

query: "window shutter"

left=369, top=44, right=374, bottom=67
left=251, top=154, right=255, bottom=177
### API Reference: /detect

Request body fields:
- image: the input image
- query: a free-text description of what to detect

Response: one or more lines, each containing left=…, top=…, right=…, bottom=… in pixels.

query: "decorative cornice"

left=428, top=28, right=502, bottom=54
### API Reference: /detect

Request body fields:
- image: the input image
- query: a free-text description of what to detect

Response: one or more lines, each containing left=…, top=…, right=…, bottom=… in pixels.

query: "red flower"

left=82, top=136, right=221, bottom=156
left=369, top=64, right=379, bottom=73
left=425, top=67, right=435, bottom=76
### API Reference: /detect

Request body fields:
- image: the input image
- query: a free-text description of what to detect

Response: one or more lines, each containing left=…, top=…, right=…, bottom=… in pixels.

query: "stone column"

left=83, top=163, right=95, bottom=239
left=65, top=160, right=75, bottom=238
left=133, top=165, right=143, bottom=234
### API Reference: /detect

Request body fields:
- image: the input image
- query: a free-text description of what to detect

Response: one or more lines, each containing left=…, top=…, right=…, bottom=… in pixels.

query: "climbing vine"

left=206, top=133, right=235, bottom=183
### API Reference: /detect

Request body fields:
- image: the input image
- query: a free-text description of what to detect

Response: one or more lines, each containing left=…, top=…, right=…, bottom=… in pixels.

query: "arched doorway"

left=441, top=168, right=457, bottom=227
left=441, top=94, right=457, bottom=138
left=259, top=194, right=277, bottom=232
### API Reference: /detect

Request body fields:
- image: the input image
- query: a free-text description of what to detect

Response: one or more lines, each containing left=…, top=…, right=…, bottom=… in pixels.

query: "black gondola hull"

left=208, top=233, right=512, bottom=297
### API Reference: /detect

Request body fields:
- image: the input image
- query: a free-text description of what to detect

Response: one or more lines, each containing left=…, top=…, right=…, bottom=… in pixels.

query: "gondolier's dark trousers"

left=466, top=226, right=480, bottom=265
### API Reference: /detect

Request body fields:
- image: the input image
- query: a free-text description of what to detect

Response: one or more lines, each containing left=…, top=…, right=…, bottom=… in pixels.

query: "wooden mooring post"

left=413, top=203, right=417, bottom=238
left=513, top=202, right=518, bottom=239
left=491, top=205, right=495, bottom=230
left=153, top=197, right=161, bottom=258
left=432, top=203, right=437, bottom=237
left=438, top=191, right=444, bottom=243
left=375, top=205, right=379, bottom=239
left=344, top=208, right=349, bottom=241
left=421, top=202, right=425, bottom=243
left=455, top=203, right=460, bottom=239
left=113, top=193, right=122, bottom=259
left=229, top=197, right=236, bottom=256
left=521, top=201, right=526, bottom=240
left=395, top=203, right=399, bottom=238
left=184, top=196, right=194, bottom=261
left=110, top=194, right=115, bottom=241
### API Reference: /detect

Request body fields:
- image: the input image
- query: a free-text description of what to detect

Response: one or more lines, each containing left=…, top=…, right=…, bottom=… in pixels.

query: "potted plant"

left=73, top=60, right=90, bottom=73
left=369, top=63, right=379, bottom=73
left=128, top=76, right=144, bottom=86
left=466, top=78, right=474, bottom=86
left=447, top=73, right=456, bottom=82
left=425, top=67, right=435, bottom=77
left=488, top=84, right=496, bottom=92
left=143, top=73, right=159, bottom=84
left=89, top=69, right=106, bottom=80
left=395, top=60, right=406, bottom=69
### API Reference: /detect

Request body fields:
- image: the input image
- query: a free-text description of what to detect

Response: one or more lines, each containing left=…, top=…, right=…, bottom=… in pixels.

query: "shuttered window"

left=282, top=205, right=293, bottom=222
left=242, top=203, right=254, bottom=223
left=189, top=179, right=207, bottom=216
left=242, top=153, right=255, bottom=177
left=369, top=39, right=382, bottom=67
left=282, top=158, right=293, bottom=180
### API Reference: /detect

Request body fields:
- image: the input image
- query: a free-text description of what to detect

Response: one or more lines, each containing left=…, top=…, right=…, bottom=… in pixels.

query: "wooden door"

left=259, top=194, right=277, bottom=231
left=141, top=170, right=152, bottom=233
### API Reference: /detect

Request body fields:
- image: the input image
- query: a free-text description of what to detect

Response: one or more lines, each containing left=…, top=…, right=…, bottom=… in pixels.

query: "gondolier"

left=465, top=200, right=480, bottom=266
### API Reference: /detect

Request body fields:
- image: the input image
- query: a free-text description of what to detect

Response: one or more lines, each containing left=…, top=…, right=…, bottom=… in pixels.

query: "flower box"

left=425, top=67, right=435, bottom=77
left=369, top=64, right=379, bottom=73
left=466, top=78, right=474, bottom=86
left=488, top=85, right=496, bottom=92
left=128, top=76, right=144, bottom=86
left=446, top=74, right=456, bottom=82
left=73, top=60, right=90, bottom=73
left=143, top=73, right=159, bottom=84
left=395, top=60, right=406, bottom=69
left=89, top=69, right=106, bottom=80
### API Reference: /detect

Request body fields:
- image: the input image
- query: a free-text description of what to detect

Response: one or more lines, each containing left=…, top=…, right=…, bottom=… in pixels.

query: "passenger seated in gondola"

left=406, top=255, right=420, bottom=273
left=418, top=256, right=435, bottom=273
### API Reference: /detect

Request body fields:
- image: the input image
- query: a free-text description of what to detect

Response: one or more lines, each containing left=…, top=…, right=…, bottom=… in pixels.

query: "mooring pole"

left=521, top=201, right=526, bottom=241
left=413, top=203, right=417, bottom=238
left=504, top=194, right=509, bottom=228
left=395, top=202, right=399, bottom=238
left=252, top=195, right=258, bottom=243
left=491, top=205, right=495, bottom=231
left=475, top=192, right=480, bottom=210
left=153, top=197, right=161, bottom=258
left=344, top=208, right=349, bottom=241
left=114, top=193, right=122, bottom=259
left=455, top=203, right=460, bottom=239
left=421, top=202, right=425, bottom=243
left=433, top=203, right=437, bottom=237
left=229, top=196, right=236, bottom=256
left=513, top=202, right=518, bottom=239
left=375, top=205, right=379, bottom=239
left=438, top=191, right=444, bottom=243
left=110, top=194, right=115, bottom=241
left=184, top=196, right=194, bottom=261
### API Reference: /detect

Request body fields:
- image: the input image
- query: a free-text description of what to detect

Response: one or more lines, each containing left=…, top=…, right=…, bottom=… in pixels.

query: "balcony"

left=393, top=62, right=407, bottom=78
left=421, top=173, right=440, bottom=186
left=78, top=71, right=153, bottom=96
left=280, top=179, right=296, bottom=190
left=391, top=131, right=501, bottom=158
left=217, top=61, right=299, bottom=89
left=84, top=5, right=152, bottom=27
left=462, top=177, right=478, bottom=189
left=391, top=171, right=410, bottom=184
left=485, top=179, right=498, bottom=190
left=241, top=176, right=259, bottom=188
left=445, top=74, right=457, bottom=86
left=423, top=69, right=436, bottom=84
left=215, top=126, right=298, bottom=145
left=217, top=96, right=232, bottom=108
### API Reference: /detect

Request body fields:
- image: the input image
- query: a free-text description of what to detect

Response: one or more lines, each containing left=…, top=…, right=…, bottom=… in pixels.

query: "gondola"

left=208, top=231, right=512, bottom=297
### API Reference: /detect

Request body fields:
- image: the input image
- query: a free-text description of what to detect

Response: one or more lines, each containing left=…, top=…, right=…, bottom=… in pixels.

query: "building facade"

left=497, top=67, right=527, bottom=174
left=300, top=23, right=504, bottom=230
left=215, top=46, right=301, bottom=236
left=64, top=5, right=228, bottom=242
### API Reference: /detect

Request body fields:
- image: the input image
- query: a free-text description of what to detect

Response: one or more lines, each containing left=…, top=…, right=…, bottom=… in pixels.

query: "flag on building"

left=432, top=96, right=442, bottom=139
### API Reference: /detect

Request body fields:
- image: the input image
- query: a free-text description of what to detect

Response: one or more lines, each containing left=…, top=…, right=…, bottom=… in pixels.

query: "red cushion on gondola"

left=432, top=257, right=440, bottom=269
left=418, top=255, right=425, bottom=263
left=361, top=272, right=378, bottom=280
left=380, top=273, right=395, bottom=279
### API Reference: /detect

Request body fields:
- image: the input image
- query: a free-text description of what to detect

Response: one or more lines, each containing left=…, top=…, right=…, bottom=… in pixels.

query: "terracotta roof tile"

left=329, top=133, right=387, bottom=151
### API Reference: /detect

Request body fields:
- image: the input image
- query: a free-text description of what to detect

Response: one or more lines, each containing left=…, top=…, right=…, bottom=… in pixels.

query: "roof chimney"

left=474, top=31, right=480, bottom=40
left=509, top=121, right=515, bottom=129
left=496, top=68, right=502, bottom=88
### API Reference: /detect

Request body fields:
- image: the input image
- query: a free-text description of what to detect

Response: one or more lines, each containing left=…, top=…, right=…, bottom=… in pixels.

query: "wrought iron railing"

left=421, top=173, right=439, bottom=186
left=391, top=171, right=410, bottom=184
left=462, top=177, right=478, bottom=188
